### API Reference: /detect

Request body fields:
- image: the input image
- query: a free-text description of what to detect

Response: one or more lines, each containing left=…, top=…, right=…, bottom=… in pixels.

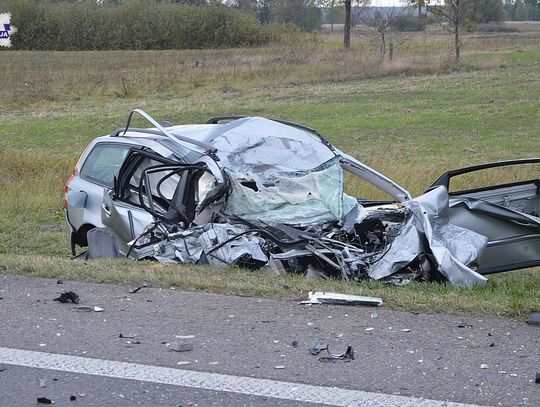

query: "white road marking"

left=0, top=346, right=479, bottom=407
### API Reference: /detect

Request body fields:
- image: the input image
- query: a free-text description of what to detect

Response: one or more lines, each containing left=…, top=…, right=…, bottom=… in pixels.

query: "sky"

left=369, top=0, right=411, bottom=6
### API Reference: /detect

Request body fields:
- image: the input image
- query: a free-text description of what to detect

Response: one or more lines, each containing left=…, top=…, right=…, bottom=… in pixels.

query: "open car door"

left=429, top=158, right=540, bottom=275
left=101, top=148, right=224, bottom=255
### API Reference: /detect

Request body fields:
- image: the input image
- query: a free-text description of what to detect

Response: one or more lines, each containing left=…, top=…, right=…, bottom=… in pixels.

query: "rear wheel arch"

left=74, top=223, right=96, bottom=247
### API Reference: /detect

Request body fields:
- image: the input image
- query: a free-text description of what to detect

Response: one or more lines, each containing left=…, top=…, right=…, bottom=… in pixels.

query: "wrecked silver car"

left=64, top=109, right=540, bottom=286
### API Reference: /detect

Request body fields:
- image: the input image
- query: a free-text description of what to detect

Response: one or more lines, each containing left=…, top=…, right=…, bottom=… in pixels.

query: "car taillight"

left=63, top=168, right=76, bottom=209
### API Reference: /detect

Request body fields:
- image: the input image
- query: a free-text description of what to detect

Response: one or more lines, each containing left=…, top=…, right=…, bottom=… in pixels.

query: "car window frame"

left=79, top=142, right=138, bottom=188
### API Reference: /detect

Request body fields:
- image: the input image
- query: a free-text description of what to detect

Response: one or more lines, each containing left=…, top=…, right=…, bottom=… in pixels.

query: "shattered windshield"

left=211, top=117, right=362, bottom=226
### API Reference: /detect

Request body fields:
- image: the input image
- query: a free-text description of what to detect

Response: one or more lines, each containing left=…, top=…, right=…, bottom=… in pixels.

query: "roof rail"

left=111, top=127, right=164, bottom=138
left=207, top=116, right=246, bottom=124
left=117, top=109, right=213, bottom=153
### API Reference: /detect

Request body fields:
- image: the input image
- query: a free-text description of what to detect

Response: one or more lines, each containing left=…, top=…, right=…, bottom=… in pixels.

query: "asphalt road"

left=0, top=273, right=538, bottom=406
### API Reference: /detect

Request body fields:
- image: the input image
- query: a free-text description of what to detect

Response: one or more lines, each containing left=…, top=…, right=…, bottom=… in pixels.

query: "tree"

left=463, top=0, right=506, bottom=23
left=271, top=0, right=321, bottom=31
left=426, top=0, right=467, bottom=61
left=410, top=0, right=426, bottom=18
left=343, top=0, right=370, bottom=48
left=358, top=6, right=406, bottom=59
left=504, top=0, right=540, bottom=20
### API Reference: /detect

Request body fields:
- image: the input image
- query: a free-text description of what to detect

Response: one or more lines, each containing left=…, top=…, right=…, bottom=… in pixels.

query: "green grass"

left=0, top=30, right=538, bottom=317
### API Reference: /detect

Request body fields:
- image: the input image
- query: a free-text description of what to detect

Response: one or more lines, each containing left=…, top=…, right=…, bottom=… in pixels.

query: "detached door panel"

left=430, top=159, right=540, bottom=274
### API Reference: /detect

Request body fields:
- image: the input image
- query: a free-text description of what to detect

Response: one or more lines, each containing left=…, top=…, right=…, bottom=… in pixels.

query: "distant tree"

left=256, top=0, right=272, bottom=24
left=426, top=0, right=467, bottom=61
left=358, top=6, right=407, bottom=59
left=409, top=0, right=426, bottom=18
left=321, top=0, right=345, bottom=30
left=463, top=0, right=506, bottom=23
left=230, top=0, right=258, bottom=15
left=343, top=0, right=370, bottom=48
left=504, top=0, right=540, bottom=20
left=271, top=0, right=321, bottom=31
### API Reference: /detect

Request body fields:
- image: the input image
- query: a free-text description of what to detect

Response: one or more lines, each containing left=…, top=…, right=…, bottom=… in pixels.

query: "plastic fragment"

left=170, top=342, right=192, bottom=352
left=128, top=282, right=149, bottom=294
left=301, top=291, right=382, bottom=307
left=527, top=312, right=540, bottom=326
left=169, top=336, right=195, bottom=352
left=119, top=333, right=136, bottom=339
left=309, top=342, right=328, bottom=355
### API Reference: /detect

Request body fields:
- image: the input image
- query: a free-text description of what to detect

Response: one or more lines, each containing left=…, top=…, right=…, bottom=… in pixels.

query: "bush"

left=390, top=15, right=426, bottom=32
left=7, top=0, right=271, bottom=50
left=476, top=22, right=519, bottom=33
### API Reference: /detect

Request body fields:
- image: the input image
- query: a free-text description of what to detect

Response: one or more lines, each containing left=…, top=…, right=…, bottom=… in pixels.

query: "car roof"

left=101, top=117, right=333, bottom=163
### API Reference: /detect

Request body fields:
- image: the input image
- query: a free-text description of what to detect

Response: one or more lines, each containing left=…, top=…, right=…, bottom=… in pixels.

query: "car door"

left=429, top=158, right=540, bottom=274
left=100, top=148, right=217, bottom=253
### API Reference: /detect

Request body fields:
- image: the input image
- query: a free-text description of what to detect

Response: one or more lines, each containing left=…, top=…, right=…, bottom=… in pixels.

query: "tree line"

left=1, top=0, right=538, bottom=53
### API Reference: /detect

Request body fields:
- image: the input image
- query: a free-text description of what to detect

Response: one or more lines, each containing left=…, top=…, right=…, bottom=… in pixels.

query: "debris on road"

left=273, top=365, right=285, bottom=369
left=300, top=291, right=383, bottom=307
left=309, top=342, right=354, bottom=361
left=128, top=282, right=149, bottom=294
left=70, top=395, right=77, bottom=401
left=309, top=341, right=328, bottom=356
left=291, top=340, right=298, bottom=348
left=119, top=333, right=137, bottom=338
left=536, top=372, right=540, bottom=384
left=73, top=305, right=103, bottom=312
left=527, top=312, right=540, bottom=326
left=169, top=335, right=195, bottom=352
left=37, top=397, right=52, bottom=404
left=318, top=345, right=355, bottom=362
left=480, top=364, right=488, bottom=369
left=53, top=291, right=79, bottom=304
left=170, top=343, right=192, bottom=352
